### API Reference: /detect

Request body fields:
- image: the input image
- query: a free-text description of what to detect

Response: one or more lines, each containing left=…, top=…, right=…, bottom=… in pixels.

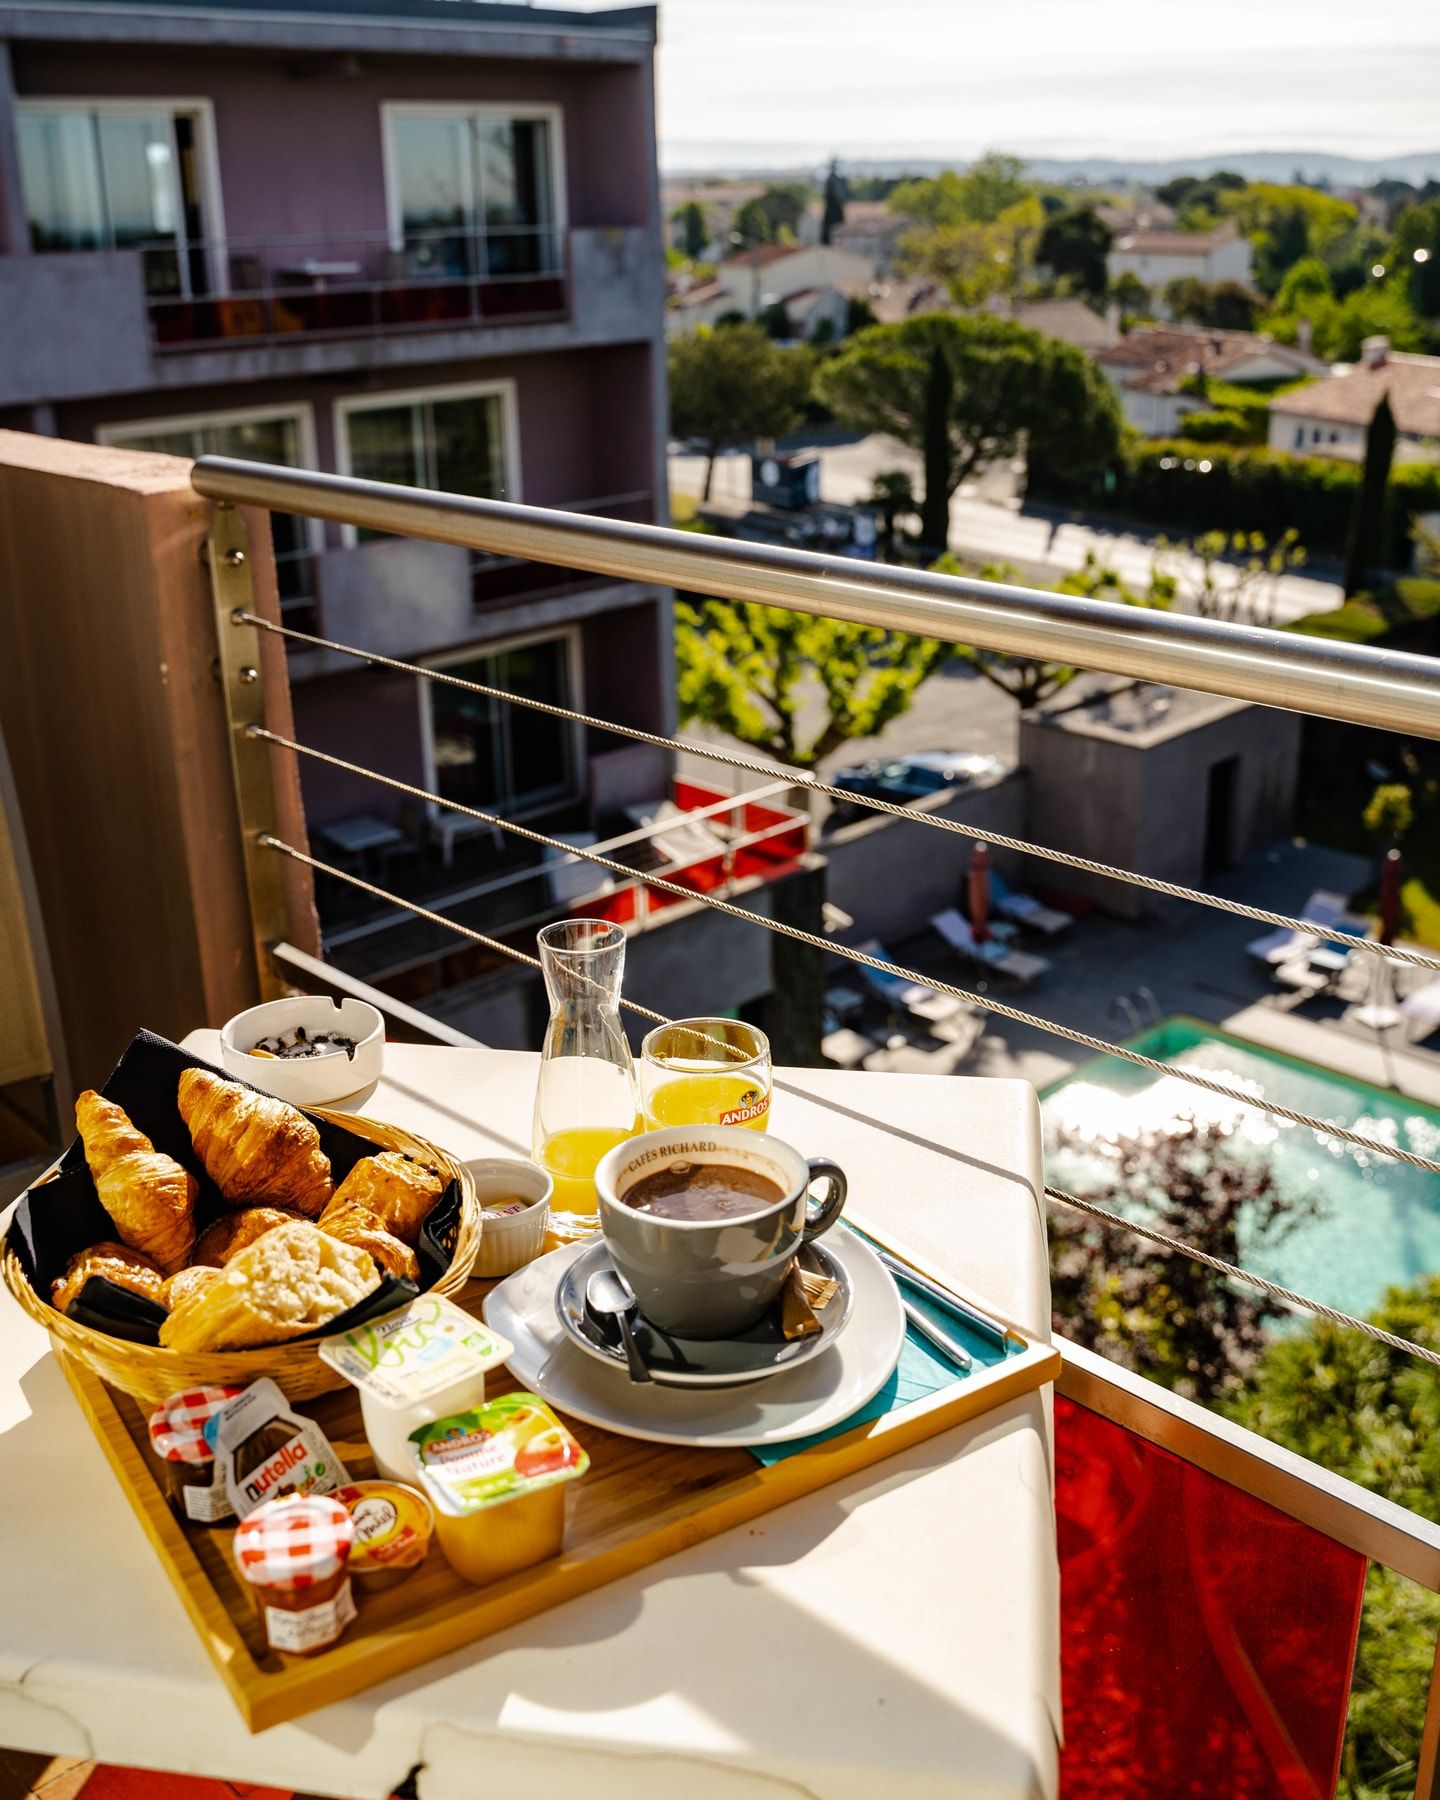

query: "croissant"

left=160, top=1220, right=378, bottom=1352
left=192, top=1206, right=305, bottom=1268
left=75, top=1091, right=197, bottom=1274
left=319, top=1203, right=420, bottom=1284
left=177, top=1069, right=332, bottom=1217
left=159, top=1265, right=222, bottom=1310
left=52, top=1241, right=165, bottom=1314
left=324, top=1152, right=443, bottom=1247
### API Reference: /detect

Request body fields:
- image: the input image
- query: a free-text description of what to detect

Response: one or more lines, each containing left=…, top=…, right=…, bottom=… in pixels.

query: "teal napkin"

left=750, top=1266, right=1016, bottom=1466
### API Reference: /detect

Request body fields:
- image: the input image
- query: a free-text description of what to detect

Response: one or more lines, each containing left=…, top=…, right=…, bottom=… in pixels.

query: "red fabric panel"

left=1055, top=1394, right=1365, bottom=1800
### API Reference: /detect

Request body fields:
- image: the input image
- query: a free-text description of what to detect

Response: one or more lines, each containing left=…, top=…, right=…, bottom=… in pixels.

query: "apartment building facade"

left=0, top=0, right=672, bottom=821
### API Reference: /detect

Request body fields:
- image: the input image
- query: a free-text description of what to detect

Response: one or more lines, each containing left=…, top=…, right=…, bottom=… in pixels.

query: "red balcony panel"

left=673, top=778, right=730, bottom=814
left=1055, top=1394, right=1364, bottom=1800
left=378, top=281, right=473, bottom=329
left=666, top=852, right=729, bottom=894
left=575, top=887, right=638, bottom=925
left=479, top=275, right=566, bottom=320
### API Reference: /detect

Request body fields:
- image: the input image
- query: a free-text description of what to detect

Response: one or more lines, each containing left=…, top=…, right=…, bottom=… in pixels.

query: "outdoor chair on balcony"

left=931, top=910, right=1050, bottom=985
left=849, top=939, right=969, bottom=1029
left=544, top=832, right=614, bottom=908
left=623, top=800, right=729, bottom=868
left=425, top=802, right=503, bottom=870
left=988, top=872, right=1073, bottom=937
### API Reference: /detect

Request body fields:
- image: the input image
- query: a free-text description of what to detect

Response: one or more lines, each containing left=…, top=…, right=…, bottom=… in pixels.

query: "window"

left=16, top=101, right=219, bottom=295
left=100, top=409, right=316, bottom=614
left=383, top=105, right=561, bottom=279
left=425, top=635, right=578, bottom=816
left=338, top=384, right=516, bottom=541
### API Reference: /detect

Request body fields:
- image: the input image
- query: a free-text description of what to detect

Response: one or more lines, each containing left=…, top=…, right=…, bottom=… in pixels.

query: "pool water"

left=1041, top=1018, right=1440, bottom=1320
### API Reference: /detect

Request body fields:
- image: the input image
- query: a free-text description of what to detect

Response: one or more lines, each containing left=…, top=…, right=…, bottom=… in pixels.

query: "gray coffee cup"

left=595, top=1125, right=847, bottom=1338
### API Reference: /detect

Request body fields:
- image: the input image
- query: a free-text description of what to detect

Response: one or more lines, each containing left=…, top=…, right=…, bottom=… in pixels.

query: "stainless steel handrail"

left=192, top=455, right=1440, bottom=740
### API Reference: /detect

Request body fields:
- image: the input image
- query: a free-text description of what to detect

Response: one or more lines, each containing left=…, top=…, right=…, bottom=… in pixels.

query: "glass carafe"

left=531, top=919, right=639, bottom=1241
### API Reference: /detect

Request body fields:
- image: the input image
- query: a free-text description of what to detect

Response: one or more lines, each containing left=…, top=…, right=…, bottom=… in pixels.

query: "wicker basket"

left=1, top=1110, right=481, bottom=1410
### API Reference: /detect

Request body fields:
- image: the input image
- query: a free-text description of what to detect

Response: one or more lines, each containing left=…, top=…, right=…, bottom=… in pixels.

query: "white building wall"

left=1107, top=237, right=1254, bottom=292
left=1267, top=413, right=1440, bottom=463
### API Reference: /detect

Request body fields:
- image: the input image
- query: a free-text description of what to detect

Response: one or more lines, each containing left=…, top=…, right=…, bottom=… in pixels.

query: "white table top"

left=0, top=1040, right=1058, bottom=1800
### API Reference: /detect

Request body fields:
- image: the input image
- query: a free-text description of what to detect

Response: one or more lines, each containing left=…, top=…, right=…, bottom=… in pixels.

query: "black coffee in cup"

left=623, top=1159, right=784, bottom=1223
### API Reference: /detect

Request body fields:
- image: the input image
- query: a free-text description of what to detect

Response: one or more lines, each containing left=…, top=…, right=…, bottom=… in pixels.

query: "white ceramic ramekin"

left=465, top=1157, right=552, bottom=1277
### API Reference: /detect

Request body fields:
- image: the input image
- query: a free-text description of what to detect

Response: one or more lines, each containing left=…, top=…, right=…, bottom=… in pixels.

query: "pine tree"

left=1342, top=393, right=1397, bottom=596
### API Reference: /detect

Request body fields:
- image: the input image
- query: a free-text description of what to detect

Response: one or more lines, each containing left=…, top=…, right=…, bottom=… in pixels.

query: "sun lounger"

left=931, top=910, right=1049, bottom=984
left=1400, top=977, right=1440, bottom=1043
left=989, top=873, right=1073, bottom=936
left=850, top=939, right=967, bottom=1024
left=1246, top=890, right=1349, bottom=966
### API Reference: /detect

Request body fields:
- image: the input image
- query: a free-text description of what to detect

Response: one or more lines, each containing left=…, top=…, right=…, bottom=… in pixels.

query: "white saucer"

left=482, top=1230, right=905, bottom=1448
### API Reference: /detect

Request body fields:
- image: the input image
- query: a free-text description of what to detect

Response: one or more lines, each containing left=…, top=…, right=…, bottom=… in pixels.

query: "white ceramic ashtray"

left=465, top=1157, right=552, bottom=1277
left=220, top=995, right=384, bottom=1107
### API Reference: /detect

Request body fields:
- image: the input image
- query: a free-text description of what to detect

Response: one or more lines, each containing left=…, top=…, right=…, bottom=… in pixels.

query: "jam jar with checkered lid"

left=146, top=1386, right=241, bottom=1525
left=234, top=1494, right=357, bottom=1656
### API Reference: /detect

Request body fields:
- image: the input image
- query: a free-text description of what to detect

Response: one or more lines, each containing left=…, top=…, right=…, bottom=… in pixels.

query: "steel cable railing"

left=247, top=723, right=1440, bottom=1182
left=238, top=610, right=1440, bottom=979
left=260, top=832, right=1440, bottom=1374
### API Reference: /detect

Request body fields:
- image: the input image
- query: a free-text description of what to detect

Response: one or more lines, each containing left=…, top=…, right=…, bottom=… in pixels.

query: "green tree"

left=1163, top=275, right=1213, bottom=322
left=1343, top=394, right=1397, bottom=596
left=868, top=468, right=918, bottom=558
left=1207, top=279, right=1260, bottom=330
left=1274, top=254, right=1334, bottom=312
left=898, top=195, right=1046, bottom=308
left=814, top=313, right=1123, bottom=548
left=1362, top=782, right=1414, bottom=844
left=673, top=200, right=708, bottom=261
left=1049, top=1118, right=1307, bottom=1401
left=674, top=600, right=949, bottom=769
left=668, top=324, right=810, bottom=500
left=731, top=196, right=773, bottom=250
left=1036, top=205, right=1112, bottom=297
left=1393, top=197, right=1440, bottom=316
left=821, top=157, right=846, bottom=245
left=1227, top=1280, right=1440, bottom=1797
left=1220, top=183, right=1358, bottom=293
left=755, top=181, right=812, bottom=242
left=889, top=152, right=1030, bottom=230
left=934, top=549, right=1168, bottom=707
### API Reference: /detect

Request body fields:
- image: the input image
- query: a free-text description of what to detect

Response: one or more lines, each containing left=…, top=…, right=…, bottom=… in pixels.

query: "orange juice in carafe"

left=531, top=920, right=638, bottom=1240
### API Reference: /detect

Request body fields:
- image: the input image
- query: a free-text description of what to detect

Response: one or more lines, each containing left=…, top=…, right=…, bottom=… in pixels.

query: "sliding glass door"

left=16, top=103, right=215, bottom=296
left=386, top=108, right=559, bottom=280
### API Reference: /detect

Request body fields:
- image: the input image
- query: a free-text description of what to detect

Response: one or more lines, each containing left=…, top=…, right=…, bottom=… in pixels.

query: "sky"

left=567, top=0, right=1440, bottom=172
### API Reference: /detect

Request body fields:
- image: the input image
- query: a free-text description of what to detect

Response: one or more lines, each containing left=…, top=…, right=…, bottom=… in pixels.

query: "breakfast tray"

left=59, top=1249, right=1058, bottom=1732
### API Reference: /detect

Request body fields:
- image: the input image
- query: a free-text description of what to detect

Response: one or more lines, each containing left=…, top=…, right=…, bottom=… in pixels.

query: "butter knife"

left=868, top=1241, right=1012, bottom=1348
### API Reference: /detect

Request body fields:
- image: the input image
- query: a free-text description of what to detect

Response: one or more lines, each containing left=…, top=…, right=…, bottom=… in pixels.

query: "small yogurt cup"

left=220, top=995, right=384, bottom=1107
left=465, top=1157, right=552, bottom=1277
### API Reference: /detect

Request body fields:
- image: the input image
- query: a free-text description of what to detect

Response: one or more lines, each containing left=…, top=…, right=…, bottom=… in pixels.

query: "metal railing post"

left=205, top=503, right=289, bottom=998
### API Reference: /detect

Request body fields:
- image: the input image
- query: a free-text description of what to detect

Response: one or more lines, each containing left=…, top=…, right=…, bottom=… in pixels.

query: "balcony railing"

left=139, top=224, right=569, bottom=350
left=170, top=451, right=1440, bottom=1797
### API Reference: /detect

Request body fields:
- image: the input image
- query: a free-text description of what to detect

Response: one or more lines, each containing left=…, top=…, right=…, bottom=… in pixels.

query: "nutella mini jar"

left=234, top=1495, right=357, bottom=1657
left=146, top=1387, right=241, bottom=1525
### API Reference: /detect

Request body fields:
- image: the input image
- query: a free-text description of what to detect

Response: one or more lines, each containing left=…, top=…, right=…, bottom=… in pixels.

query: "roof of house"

left=1111, top=223, right=1240, bottom=256
left=668, top=281, right=728, bottom=310
left=1096, top=326, right=1324, bottom=394
left=832, top=210, right=910, bottom=243
left=722, top=243, right=802, bottom=270
left=846, top=276, right=954, bottom=324
left=1269, top=354, right=1440, bottom=437
left=1011, top=298, right=1112, bottom=351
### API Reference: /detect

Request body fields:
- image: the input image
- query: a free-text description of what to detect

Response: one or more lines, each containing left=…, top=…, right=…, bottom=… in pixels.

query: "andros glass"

left=640, top=1019, right=772, bottom=1133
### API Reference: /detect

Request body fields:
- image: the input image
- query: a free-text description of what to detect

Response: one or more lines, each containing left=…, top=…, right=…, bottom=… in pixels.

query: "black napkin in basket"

left=8, top=1029, right=459, bottom=1346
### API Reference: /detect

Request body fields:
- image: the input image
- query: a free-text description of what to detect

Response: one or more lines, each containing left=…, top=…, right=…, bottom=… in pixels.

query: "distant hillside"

left=662, top=147, right=1440, bottom=187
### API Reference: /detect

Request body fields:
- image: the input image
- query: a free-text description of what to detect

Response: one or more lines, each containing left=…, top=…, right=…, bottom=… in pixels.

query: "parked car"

left=831, top=750, right=1009, bottom=814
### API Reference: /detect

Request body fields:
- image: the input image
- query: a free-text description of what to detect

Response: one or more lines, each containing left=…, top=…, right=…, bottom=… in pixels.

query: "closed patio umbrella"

left=968, top=841, right=992, bottom=944
left=1378, top=849, right=1403, bottom=947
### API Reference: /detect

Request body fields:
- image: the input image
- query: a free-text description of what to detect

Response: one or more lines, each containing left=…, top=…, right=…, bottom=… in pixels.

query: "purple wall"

left=11, top=43, right=653, bottom=240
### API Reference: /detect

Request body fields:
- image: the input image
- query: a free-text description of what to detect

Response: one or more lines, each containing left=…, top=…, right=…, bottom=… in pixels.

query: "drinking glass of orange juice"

left=640, top=1020, right=772, bottom=1133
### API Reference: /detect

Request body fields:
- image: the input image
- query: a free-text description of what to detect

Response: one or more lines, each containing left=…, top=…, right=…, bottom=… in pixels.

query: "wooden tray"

left=60, top=1257, right=1059, bottom=1733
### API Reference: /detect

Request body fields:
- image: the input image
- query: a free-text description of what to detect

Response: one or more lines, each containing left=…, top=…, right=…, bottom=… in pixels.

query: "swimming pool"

left=1040, top=1018, right=1440, bottom=1320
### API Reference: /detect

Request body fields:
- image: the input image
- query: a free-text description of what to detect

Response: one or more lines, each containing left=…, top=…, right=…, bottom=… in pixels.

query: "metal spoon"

left=586, top=1266, right=653, bottom=1385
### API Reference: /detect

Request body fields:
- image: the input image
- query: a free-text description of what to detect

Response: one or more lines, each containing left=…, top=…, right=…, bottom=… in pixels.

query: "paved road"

left=670, top=436, right=1343, bottom=627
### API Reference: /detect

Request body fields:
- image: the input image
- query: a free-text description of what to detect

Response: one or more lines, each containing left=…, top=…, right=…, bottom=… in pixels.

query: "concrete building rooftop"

left=1028, top=677, right=1247, bottom=746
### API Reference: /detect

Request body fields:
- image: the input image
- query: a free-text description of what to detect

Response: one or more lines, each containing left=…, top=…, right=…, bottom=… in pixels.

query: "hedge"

left=1030, top=440, right=1440, bottom=566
